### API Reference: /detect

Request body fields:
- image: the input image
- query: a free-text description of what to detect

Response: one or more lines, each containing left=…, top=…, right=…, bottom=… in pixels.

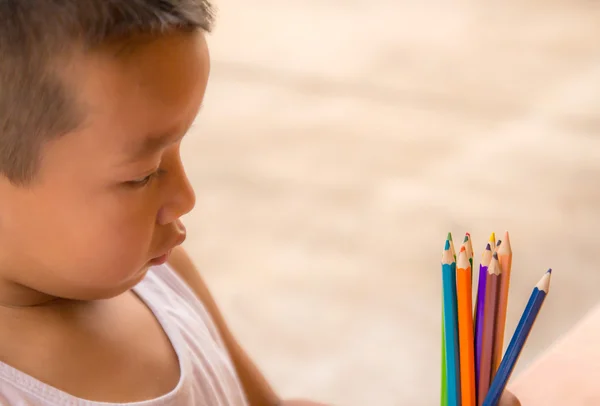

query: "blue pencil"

left=442, top=240, right=461, bottom=406
left=483, top=269, right=552, bottom=406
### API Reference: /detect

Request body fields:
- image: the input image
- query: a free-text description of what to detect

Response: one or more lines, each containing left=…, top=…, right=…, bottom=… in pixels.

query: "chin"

left=78, top=264, right=152, bottom=301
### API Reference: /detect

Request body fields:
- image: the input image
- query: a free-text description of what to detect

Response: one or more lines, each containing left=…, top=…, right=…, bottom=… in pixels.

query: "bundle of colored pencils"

left=440, top=231, right=551, bottom=406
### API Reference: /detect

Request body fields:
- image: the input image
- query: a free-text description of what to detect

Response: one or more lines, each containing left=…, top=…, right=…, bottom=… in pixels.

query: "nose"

left=157, top=160, right=196, bottom=226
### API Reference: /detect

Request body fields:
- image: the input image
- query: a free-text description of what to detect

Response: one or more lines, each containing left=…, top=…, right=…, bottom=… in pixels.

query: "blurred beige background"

left=180, top=1, right=600, bottom=405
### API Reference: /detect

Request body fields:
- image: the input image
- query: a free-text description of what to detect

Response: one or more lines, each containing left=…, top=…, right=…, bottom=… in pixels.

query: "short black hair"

left=0, top=0, right=214, bottom=185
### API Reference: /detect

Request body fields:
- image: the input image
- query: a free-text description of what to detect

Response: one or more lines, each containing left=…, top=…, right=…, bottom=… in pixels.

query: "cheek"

left=14, top=190, right=159, bottom=286
left=79, top=195, right=158, bottom=269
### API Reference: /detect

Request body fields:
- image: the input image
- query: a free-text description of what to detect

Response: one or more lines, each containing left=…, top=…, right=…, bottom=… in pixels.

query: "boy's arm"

left=168, top=246, right=324, bottom=406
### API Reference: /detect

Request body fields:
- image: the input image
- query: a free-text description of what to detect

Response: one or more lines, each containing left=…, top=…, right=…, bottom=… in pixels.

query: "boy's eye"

left=125, top=169, right=164, bottom=188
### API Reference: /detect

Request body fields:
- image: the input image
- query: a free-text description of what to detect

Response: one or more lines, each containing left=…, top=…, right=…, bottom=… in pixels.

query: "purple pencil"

left=474, top=240, right=493, bottom=397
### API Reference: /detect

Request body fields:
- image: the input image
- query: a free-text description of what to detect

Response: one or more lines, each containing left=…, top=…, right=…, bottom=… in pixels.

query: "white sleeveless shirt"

left=0, top=264, right=250, bottom=406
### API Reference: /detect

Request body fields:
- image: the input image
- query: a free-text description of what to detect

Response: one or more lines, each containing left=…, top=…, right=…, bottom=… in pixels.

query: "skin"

left=0, top=30, right=520, bottom=406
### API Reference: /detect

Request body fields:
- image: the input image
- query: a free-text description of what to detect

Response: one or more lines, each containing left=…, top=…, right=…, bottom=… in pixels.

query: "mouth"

left=149, top=250, right=173, bottom=266
left=149, top=227, right=186, bottom=266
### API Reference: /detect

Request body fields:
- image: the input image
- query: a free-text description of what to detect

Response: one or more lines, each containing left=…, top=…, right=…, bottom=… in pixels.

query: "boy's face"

left=0, top=31, right=209, bottom=304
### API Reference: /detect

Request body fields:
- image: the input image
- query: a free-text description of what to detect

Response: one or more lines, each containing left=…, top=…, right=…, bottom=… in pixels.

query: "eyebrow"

left=123, top=106, right=203, bottom=164
left=124, top=130, right=185, bottom=164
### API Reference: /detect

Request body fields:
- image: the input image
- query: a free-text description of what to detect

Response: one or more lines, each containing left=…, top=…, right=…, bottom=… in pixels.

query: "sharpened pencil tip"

left=547, top=268, right=552, bottom=274
left=460, top=245, right=466, bottom=252
left=536, top=269, right=552, bottom=291
left=493, top=252, right=499, bottom=260
left=463, top=234, right=469, bottom=243
left=445, top=239, right=450, bottom=250
left=496, top=240, right=502, bottom=247
left=485, top=243, right=491, bottom=251
left=489, top=232, right=496, bottom=243
left=447, top=232, right=453, bottom=241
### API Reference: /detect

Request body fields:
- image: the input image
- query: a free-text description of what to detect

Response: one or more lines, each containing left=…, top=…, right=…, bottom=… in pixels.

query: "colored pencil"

left=441, top=240, right=447, bottom=406
left=441, top=232, right=455, bottom=406
left=441, top=316, right=447, bottom=406
left=489, top=232, right=496, bottom=252
left=442, top=240, right=461, bottom=406
left=492, top=232, right=513, bottom=373
left=448, top=232, right=456, bottom=260
left=477, top=253, right=501, bottom=405
left=457, top=247, right=476, bottom=406
left=474, top=242, right=493, bottom=391
left=483, top=270, right=552, bottom=406
left=465, top=234, right=474, bottom=268
left=464, top=233, right=474, bottom=283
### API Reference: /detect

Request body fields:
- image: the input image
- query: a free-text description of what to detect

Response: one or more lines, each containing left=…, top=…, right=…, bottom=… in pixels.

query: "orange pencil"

left=492, top=231, right=513, bottom=372
left=457, top=246, right=476, bottom=406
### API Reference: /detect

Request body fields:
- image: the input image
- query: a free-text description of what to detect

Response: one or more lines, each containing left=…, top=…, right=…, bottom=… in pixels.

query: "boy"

left=0, top=1, right=520, bottom=405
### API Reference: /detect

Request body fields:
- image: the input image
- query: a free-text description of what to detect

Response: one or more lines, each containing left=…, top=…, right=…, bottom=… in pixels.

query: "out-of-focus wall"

left=181, top=1, right=600, bottom=404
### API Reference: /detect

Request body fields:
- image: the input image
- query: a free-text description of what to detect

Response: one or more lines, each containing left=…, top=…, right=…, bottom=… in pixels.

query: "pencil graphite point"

left=447, top=232, right=453, bottom=241
left=463, top=235, right=469, bottom=243
left=496, top=240, right=502, bottom=247
left=493, top=252, right=499, bottom=261
left=489, top=232, right=495, bottom=244
left=547, top=268, right=552, bottom=274
left=485, top=243, right=491, bottom=251
left=445, top=239, right=450, bottom=251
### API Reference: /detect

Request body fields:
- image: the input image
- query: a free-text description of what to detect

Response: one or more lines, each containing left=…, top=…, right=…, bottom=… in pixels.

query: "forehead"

left=55, top=31, right=210, bottom=167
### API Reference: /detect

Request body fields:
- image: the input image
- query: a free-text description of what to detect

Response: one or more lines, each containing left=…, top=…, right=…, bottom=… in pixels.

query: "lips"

left=149, top=251, right=172, bottom=266
left=149, top=222, right=187, bottom=266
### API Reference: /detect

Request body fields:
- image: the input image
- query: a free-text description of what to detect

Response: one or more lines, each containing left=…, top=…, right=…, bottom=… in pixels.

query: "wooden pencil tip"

left=536, top=269, right=552, bottom=292
left=445, top=239, right=450, bottom=250
left=463, top=234, right=469, bottom=243
left=485, top=243, right=491, bottom=251
left=447, top=232, right=453, bottom=241
left=493, top=252, right=499, bottom=260
left=457, top=248, right=470, bottom=268
left=498, top=231, right=512, bottom=255
left=489, top=232, right=496, bottom=243
left=496, top=239, right=502, bottom=247
left=488, top=254, right=501, bottom=275
left=547, top=268, right=552, bottom=274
